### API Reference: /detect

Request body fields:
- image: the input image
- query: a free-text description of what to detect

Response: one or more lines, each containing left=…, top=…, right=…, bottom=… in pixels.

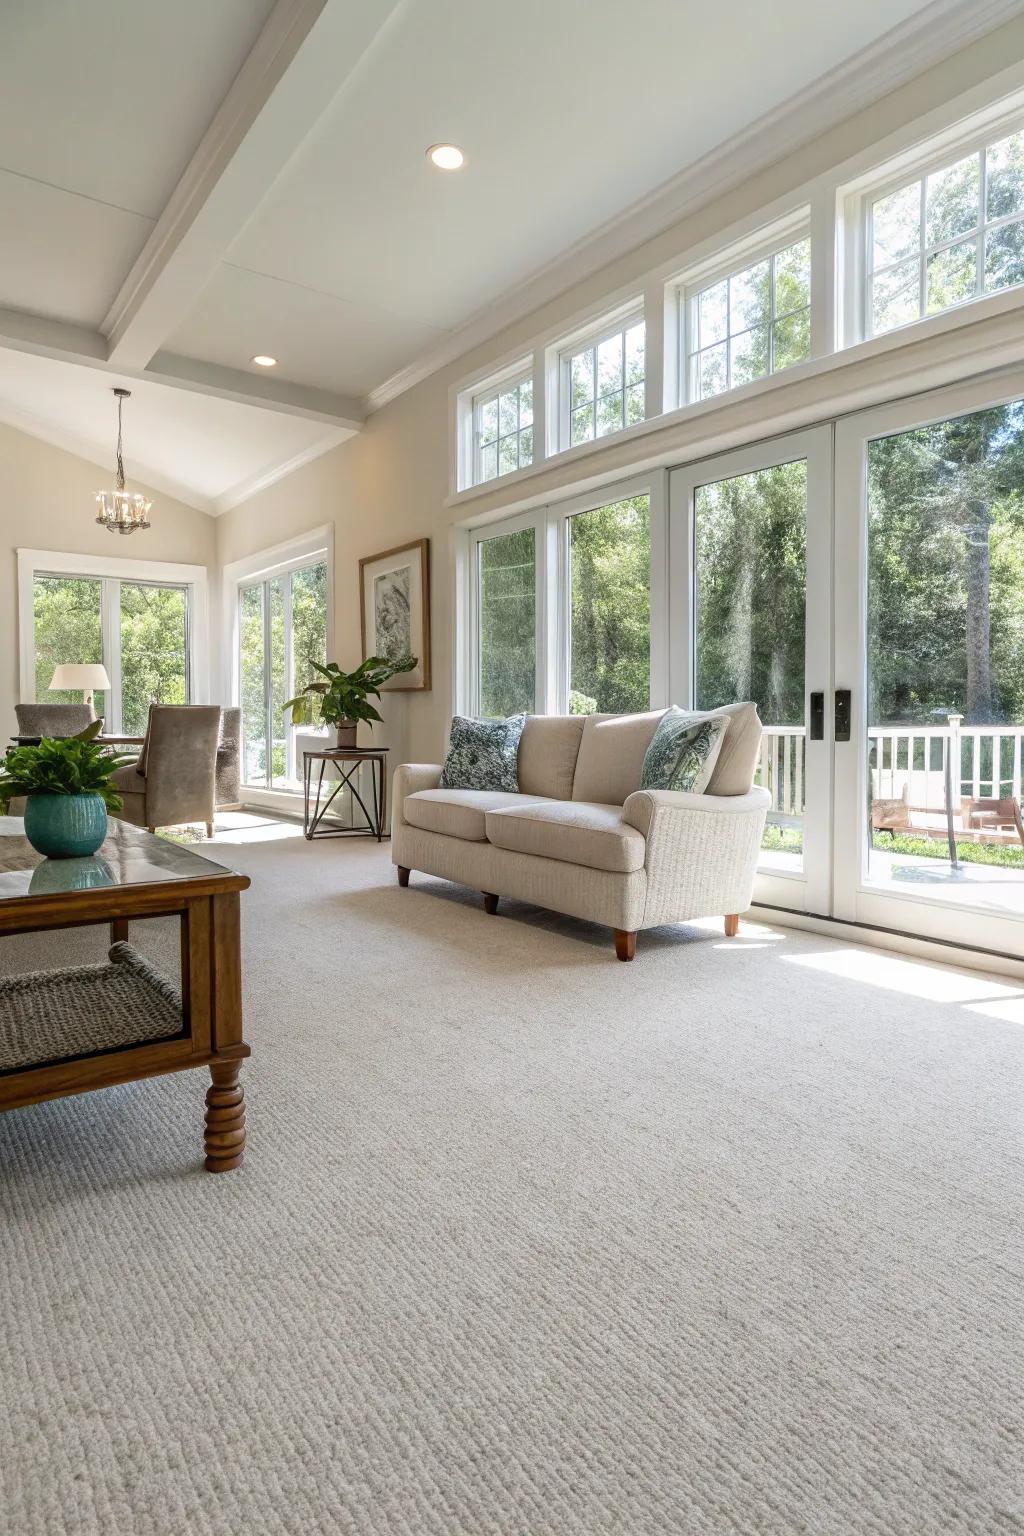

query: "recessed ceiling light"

left=427, top=143, right=465, bottom=171
left=251, top=354, right=277, bottom=367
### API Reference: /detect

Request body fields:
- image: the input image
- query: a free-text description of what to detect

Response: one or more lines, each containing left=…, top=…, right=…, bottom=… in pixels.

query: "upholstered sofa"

left=392, top=705, right=771, bottom=959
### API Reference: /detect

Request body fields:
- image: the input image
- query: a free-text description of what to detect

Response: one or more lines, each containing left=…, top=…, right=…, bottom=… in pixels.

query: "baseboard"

left=745, top=902, right=1024, bottom=982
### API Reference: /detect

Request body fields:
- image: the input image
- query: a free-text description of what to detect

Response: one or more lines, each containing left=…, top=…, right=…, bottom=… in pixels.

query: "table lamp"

left=48, top=664, right=111, bottom=710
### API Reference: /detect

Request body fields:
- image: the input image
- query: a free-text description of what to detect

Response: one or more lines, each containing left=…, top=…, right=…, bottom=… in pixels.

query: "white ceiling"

left=0, top=0, right=1014, bottom=511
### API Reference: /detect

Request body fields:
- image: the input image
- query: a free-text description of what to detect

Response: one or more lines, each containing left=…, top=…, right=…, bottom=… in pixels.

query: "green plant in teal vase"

left=0, top=722, right=134, bottom=857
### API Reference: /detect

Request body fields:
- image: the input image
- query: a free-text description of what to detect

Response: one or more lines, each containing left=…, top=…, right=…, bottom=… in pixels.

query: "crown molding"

left=0, top=399, right=216, bottom=513
left=366, top=0, right=1024, bottom=414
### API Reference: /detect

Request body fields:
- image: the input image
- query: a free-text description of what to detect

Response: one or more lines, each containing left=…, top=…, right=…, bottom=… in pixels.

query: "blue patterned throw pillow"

left=640, top=707, right=729, bottom=794
left=439, top=714, right=526, bottom=792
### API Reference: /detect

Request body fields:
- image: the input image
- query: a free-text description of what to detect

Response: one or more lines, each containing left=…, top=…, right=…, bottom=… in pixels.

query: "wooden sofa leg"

left=724, top=913, right=740, bottom=937
left=397, top=866, right=410, bottom=887
left=483, top=892, right=499, bottom=915
left=614, top=929, right=637, bottom=962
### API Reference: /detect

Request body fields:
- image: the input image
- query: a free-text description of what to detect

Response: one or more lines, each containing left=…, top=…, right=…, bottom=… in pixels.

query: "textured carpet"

left=1, top=824, right=1022, bottom=1535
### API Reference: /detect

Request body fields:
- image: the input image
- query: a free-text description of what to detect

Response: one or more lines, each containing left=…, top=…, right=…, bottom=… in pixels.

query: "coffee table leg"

left=204, top=1061, right=245, bottom=1172
left=110, top=918, right=129, bottom=944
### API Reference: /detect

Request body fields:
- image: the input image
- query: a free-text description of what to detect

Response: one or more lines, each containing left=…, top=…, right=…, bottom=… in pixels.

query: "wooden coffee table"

left=0, top=817, right=251, bottom=1172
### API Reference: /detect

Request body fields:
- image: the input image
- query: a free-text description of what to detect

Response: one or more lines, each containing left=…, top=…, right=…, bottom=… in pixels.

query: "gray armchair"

left=110, top=705, right=222, bottom=836
left=15, top=703, right=96, bottom=737
left=216, top=707, right=242, bottom=810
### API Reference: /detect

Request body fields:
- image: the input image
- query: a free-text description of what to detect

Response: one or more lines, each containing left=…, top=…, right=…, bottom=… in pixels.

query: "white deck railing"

left=758, top=718, right=1024, bottom=820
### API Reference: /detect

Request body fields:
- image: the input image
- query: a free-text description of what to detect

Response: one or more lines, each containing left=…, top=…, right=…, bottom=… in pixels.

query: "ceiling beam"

left=103, top=0, right=402, bottom=372
left=146, top=353, right=364, bottom=429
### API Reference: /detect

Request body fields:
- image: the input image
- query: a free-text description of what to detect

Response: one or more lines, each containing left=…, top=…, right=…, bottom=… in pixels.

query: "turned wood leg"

left=204, top=1061, right=245, bottom=1173
left=397, top=865, right=410, bottom=887
left=614, top=928, right=637, bottom=962
left=483, top=892, right=499, bottom=915
left=110, top=918, right=129, bottom=944
left=724, top=913, right=740, bottom=937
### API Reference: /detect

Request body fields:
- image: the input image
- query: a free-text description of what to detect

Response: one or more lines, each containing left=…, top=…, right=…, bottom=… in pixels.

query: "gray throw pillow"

left=440, top=714, right=526, bottom=792
left=640, top=707, right=729, bottom=794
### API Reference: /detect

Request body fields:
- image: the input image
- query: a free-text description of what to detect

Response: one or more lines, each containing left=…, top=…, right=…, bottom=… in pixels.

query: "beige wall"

left=214, top=19, right=1024, bottom=768
left=0, top=422, right=216, bottom=736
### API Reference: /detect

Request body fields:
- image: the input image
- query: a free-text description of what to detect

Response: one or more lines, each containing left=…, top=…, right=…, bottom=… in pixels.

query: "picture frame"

left=358, top=537, right=431, bottom=691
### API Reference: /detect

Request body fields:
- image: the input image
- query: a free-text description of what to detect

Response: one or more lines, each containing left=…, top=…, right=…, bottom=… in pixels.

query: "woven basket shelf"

left=0, top=942, right=183, bottom=1074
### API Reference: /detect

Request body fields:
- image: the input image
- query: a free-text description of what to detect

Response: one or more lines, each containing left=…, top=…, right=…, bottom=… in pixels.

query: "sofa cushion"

left=571, top=710, right=667, bottom=806
left=517, top=715, right=585, bottom=800
left=640, top=707, right=729, bottom=794
left=485, top=799, right=646, bottom=874
left=404, top=789, right=546, bottom=842
left=702, top=701, right=762, bottom=796
left=440, top=714, right=526, bottom=792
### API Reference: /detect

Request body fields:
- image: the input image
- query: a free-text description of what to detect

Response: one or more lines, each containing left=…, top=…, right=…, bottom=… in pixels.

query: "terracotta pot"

left=335, top=721, right=358, bottom=749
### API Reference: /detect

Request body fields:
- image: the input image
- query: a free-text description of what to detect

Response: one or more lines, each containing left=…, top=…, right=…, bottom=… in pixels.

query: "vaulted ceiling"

left=0, top=0, right=1016, bottom=511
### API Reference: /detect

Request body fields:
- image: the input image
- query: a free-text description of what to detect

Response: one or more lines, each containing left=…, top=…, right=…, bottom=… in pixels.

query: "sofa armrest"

left=622, top=786, right=771, bottom=839
left=392, top=763, right=443, bottom=828
left=622, top=786, right=771, bottom=927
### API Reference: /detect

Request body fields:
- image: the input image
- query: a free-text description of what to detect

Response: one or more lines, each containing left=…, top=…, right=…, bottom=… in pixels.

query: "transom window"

left=561, top=312, right=645, bottom=449
left=685, top=236, right=811, bottom=403
left=474, top=373, right=533, bottom=484
left=867, top=127, right=1024, bottom=335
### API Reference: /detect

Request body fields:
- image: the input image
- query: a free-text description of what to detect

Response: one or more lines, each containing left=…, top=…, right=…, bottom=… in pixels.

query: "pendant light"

left=95, top=387, right=151, bottom=535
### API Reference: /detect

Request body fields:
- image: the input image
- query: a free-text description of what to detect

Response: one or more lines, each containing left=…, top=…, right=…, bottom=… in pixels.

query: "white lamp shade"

left=48, top=664, right=111, bottom=691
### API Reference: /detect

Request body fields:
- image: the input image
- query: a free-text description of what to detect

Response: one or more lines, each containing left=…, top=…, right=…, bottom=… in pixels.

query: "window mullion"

left=103, top=577, right=122, bottom=734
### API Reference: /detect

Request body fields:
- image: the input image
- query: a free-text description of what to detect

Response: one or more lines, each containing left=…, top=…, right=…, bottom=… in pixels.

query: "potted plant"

left=0, top=722, right=134, bottom=858
left=284, top=655, right=417, bottom=748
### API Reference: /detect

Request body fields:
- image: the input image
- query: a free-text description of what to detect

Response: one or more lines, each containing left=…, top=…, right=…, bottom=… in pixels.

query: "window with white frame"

left=469, top=488, right=652, bottom=718
left=865, top=124, right=1024, bottom=337
left=19, top=552, right=203, bottom=735
left=472, top=371, right=534, bottom=485
left=237, top=555, right=328, bottom=790
left=560, top=311, right=645, bottom=449
left=684, top=234, right=811, bottom=403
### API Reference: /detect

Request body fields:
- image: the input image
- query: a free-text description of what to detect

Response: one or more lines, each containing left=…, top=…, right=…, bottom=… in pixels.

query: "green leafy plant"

left=0, top=721, right=135, bottom=813
left=283, top=655, right=417, bottom=729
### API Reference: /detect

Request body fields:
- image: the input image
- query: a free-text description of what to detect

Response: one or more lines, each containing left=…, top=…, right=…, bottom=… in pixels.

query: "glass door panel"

left=694, top=462, right=807, bottom=873
left=567, top=495, right=651, bottom=714
left=239, top=581, right=267, bottom=787
left=669, top=428, right=832, bottom=915
left=477, top=526, right=537, bottom=716
left=835, top=378, right=1024, bottom=954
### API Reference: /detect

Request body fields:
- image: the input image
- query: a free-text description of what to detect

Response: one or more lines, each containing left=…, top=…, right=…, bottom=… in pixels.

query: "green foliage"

left=569, top=497, right=651, bottom=713
left=872, top=831, right=1024, bottom=869
left=0, top=722, right=134, bottom=812
left=284, top=655, right=416, bottom=729
left=33, top=575, right=105, bottom=715
left=479, top=528, right=536, bottom=717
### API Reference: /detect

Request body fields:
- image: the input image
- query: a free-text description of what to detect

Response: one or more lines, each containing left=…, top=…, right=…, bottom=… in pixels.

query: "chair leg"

left=206, top=821, right=215, bottom=839
left=397, top=866, right=410, bottom=887
left=483, top=892, right=499, bottom=915
left=724, top=913, right=740, bottom=937
left=147, top=825, right=157, bottom=835
left=614, top=928, right=637, bottom=962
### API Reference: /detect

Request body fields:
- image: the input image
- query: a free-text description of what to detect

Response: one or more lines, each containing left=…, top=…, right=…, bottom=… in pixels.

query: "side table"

left=303, top=748, right=389, bottom=841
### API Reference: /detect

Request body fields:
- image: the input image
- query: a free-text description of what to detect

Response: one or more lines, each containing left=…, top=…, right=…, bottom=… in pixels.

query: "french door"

left=834, top=368, right=1024, bottom=958
left=669, top=429, right=833, bottom=915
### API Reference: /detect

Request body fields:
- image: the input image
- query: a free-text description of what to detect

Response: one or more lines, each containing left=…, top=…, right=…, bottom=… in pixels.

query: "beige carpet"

left=1, top=822, right=1022, bottom=1535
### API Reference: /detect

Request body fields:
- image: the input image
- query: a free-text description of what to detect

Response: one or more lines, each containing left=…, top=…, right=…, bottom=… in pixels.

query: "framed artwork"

left=359, top=537, right=431, bottom=691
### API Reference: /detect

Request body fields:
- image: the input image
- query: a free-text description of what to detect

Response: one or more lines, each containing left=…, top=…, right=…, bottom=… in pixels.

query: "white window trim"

left=459, top=470, right=667, bottom=719
left=17, top=548, right=208, bottom=733
left=840, top=85, right=1024, bottom=346
left=551, top=301, right=646, bottom=454
left=471, top=367, right=534, bottom=487
left=455, top=354, right=533, bottom=491
left=674, top=209, right=812, bottom=407
left=220, top=525, right=334, bottom=797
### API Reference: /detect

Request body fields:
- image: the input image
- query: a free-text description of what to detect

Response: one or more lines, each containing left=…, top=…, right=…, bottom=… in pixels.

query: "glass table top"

left=0, top=816, right=241, bottom=901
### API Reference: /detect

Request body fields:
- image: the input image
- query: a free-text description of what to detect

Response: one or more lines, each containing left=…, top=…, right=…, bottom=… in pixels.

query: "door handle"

left=809, top=691, right=824, bottom=741
left=834, top=689, right=851, bottom=742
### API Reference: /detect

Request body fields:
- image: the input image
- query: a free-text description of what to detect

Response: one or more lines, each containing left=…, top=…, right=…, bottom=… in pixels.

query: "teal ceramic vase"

left=23, top=793, right=108, bottom=858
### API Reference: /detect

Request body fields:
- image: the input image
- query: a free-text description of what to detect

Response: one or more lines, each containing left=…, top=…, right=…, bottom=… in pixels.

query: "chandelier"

left=96, top=387, right=151, bottom=535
